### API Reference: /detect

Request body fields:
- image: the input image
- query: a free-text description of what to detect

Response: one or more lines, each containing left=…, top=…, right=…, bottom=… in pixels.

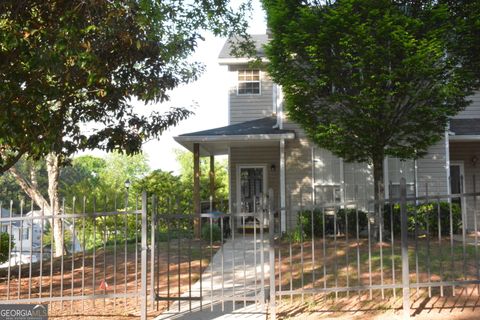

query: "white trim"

left=278, top=85, right=284, bottom=130
left=445, top=130, right=451, bottom=196
left=384, top=157, right=389, bottom=199
left=280, top=139, right=286, bottom=233
left=175, top=133, right=295, bottom=143
left=228, top=147, right=232, bottom=214
left=236, top=69, right=261, bottom=96
left=340, top=157, right=345, bottom=204
left=414, top=158, right=419, bottom=199
left=228, top=73, right=232, bottom=125
left=273, top=84, right=277, bottom=114
left=218, top=57, right=269, bottom=65
left=311, top=147, right=315, bottom=206
left=236, top=164, right=268, bottom=214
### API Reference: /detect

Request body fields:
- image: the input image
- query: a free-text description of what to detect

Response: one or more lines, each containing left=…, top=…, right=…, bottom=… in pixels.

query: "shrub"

left=296, top=208, right=368, bottom=238
left=201, top=223, right=222, bottom=242
left=0, top=232, right=13, bottom=264
left=297, top=209, right=323, bottom=238
left=416, top=202, right=461, bottom=236
left=337, top=208, right=369, bottom=235
left=282, top=225, right=305, bottom=243
left=383, top=201, right=461, bottom=236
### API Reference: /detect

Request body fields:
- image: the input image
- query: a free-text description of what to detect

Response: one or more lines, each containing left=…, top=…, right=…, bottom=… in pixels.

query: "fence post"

left=150, top=195, right=157, bottom=310
left=400, top=178, right=410, bottom=320
left=141, top=192, right=148, bottom=320
left=268, top=189, right=276, bottom=320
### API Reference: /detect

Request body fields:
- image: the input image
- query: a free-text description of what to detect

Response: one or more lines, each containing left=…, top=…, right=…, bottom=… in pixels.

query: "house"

left=175, top=34, right=480, bottom=233
left=1, top=209, right=81, bottom=257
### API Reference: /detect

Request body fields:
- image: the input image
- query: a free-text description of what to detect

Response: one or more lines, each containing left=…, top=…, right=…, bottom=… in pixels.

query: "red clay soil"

left=0, top=241, right=216, bottom=319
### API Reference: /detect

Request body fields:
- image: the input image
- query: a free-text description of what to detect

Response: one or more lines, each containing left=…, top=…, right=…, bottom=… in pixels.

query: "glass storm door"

left=239, top=167, right=264, bottom=213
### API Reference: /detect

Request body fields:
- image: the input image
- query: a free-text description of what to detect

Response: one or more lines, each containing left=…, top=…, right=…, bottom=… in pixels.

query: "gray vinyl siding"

left=229, top=146, right=280, bottom=214
left=228, top=68, right=274, bottom=125
left=454, top=91, right=480, bottom=119
left=285, top=139, right=313, bottom=230
left=416, top=139, right=449, bottom=196
left=449, top=142, right=480, bottom=231
left=344, top=161, right=374, bottom=210
left=284, top=139, right=374, bottom=229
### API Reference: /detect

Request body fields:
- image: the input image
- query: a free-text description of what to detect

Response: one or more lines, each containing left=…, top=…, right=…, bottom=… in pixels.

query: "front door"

left=450, top=161, right=467, bottom=228
left=238, top=166, right=267, bottom=213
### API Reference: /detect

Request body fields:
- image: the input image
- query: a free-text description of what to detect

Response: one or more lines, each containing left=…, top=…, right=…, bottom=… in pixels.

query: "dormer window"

left=237, top=69, right=260, bottom=95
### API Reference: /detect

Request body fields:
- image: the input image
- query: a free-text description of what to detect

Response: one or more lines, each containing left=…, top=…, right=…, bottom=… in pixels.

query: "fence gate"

left=151, top=196, right=270, bottom=318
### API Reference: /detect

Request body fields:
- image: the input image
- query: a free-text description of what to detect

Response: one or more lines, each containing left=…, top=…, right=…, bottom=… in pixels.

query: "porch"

left=174, top=117, right=295, bottom=234
left=449, top=118, right=480, bottom=232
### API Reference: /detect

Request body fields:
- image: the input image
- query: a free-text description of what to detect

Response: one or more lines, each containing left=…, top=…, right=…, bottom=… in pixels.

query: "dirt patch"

left=273, top=237, right=480, bottom=319
left=275, top=286, right=480, bottom=319
left=0, top=240, right=219, bottom=319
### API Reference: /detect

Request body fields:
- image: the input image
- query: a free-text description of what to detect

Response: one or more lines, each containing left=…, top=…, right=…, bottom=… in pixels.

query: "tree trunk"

left=9, top=156, right=64, bottom=257
left=9, top=166, right=50, bottom=210
left=372, top=155, right=385, bottom=242
left=46, top=153, right=64, bottom=258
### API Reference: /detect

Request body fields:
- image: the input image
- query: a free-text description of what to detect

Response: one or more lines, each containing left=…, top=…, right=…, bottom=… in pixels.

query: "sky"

left=140, top=2, right=267, bottom=174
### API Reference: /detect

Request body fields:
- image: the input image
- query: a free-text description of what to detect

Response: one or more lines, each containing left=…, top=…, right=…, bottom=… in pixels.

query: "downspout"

left=272, top=84, right=284, bottom=130
left=445, top=125, right=451, bottom=197
left=280, top=138, right=286, bottom=233
left=273, top=84, right=286, bottom=232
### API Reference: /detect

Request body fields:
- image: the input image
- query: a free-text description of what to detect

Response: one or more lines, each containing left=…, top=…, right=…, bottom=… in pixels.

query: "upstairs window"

left=237, top=69, right=260, bottom=94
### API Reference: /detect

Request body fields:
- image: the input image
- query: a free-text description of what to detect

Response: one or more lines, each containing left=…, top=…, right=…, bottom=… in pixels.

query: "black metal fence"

left=0, top=193, right=149, bottom=319
left=1, top=182, right=479, bottom=319
left=274, top=178, right=480, bottom=319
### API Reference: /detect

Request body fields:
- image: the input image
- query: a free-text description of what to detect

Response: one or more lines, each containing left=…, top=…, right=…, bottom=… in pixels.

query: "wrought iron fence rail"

left=0, top=292, right=140, bottom=304
left=0, top=210, right=142, bottom=222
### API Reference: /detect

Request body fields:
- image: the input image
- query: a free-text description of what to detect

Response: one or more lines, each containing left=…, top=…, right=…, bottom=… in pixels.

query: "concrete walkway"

left=155, top=235, right=270, bottom=320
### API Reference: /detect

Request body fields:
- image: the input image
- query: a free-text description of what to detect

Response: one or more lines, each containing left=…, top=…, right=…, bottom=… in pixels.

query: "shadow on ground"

left=275, top=286, right=480, bottom=319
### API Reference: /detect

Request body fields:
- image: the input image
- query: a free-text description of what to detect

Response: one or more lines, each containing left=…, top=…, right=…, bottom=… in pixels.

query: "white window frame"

left=312, top=148, right=344, bottom=205
left=386, top=157, right=416, bottom=198
left=237, top=69, right=261, bottom=95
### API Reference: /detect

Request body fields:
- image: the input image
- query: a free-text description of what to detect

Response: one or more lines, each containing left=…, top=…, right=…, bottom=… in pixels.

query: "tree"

left=263, top=0, right=478, bottom=235
left=0, top=0, right=252, bottom=174
left=1, top=0, right=252, bottom=254
left=176, top=150, right=229, bottom=207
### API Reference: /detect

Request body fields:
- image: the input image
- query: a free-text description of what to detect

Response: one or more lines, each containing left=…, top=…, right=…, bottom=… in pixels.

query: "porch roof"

left=450, top=119, right=480, bottom=141
left=174, top=117, right=295, bottom=156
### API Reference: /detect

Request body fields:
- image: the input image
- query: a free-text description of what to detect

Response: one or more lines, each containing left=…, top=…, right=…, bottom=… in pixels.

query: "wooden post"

left=209, top=155, right=215, bottom=210
left=194, top=143, right=201, bottom=238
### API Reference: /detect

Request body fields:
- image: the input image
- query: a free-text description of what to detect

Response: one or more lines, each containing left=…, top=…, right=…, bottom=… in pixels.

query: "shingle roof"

left=178, top=117, right=294, bottom=137
left=450, top=119, right=480, bottom=135
left=218, top=34, right=269, bottom=59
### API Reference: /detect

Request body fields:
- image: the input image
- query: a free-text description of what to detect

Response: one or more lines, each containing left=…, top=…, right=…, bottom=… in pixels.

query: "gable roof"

left=218, top=34, right=269, bottom=65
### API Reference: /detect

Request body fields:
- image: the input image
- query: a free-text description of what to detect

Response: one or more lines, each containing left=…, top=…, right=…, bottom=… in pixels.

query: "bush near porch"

left=383, top=202, right=462, bottom=236
left=291, top=202, right=461, bottom=242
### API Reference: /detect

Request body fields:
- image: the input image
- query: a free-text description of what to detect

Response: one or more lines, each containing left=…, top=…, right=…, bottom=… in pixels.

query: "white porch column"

left=280, top=138, right=286, bottom=233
